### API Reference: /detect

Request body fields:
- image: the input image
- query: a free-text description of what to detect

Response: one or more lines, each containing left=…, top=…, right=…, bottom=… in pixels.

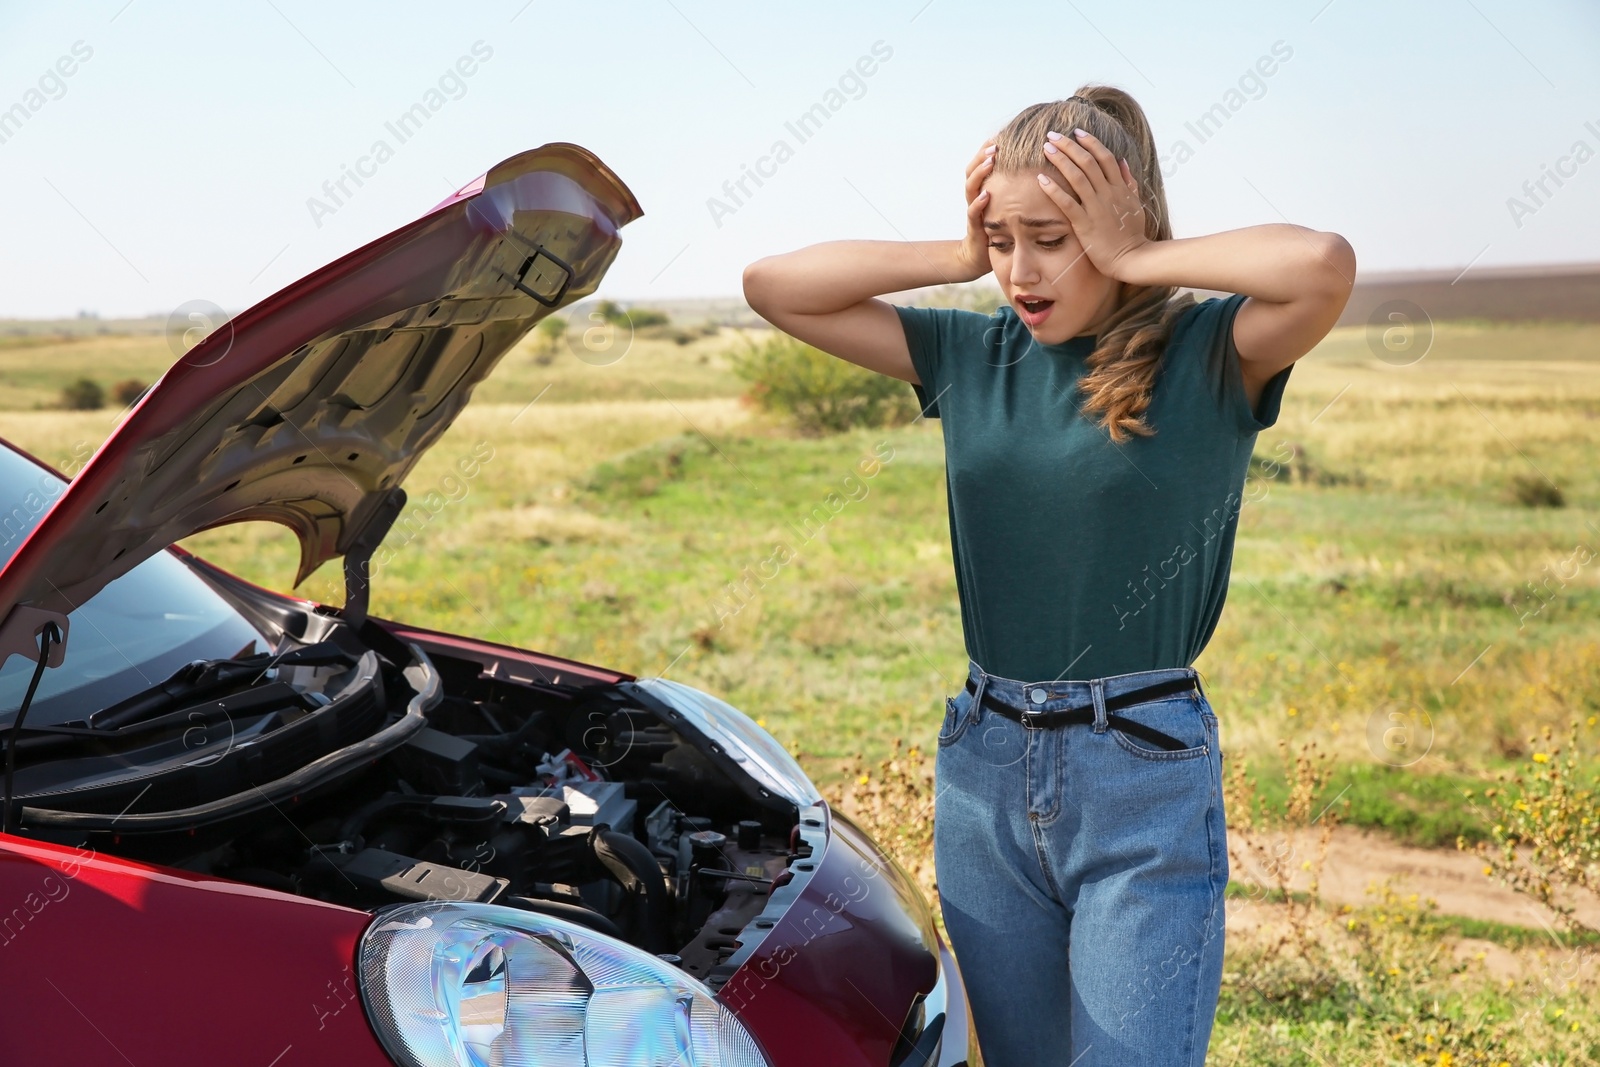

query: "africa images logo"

left=706, top=40, right=894, bottom=228
left=305, top=41, right=495, bottom=229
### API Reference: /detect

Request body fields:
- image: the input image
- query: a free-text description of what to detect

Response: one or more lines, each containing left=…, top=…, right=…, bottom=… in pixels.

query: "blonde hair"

left=990, top=84, right=1195, bottom=442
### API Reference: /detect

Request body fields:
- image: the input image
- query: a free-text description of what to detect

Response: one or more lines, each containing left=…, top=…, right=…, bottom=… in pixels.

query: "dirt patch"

left=1225, top=825, right=1600, bottom=989
left=1228, top=823, right=1600, bottom=932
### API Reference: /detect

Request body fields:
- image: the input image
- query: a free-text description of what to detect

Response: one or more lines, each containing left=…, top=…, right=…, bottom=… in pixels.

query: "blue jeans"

left=933, top=658, right=1228, bottom=1067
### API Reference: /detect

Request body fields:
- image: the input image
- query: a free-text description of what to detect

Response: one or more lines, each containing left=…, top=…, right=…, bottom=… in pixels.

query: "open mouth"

left=1015, top=295, right=1055, bottom=327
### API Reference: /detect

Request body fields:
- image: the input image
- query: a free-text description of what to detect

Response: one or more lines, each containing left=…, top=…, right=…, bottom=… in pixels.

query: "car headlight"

left=358, top=901, right=771, bottom=1066
left=630, top=678, right=822, bottom=808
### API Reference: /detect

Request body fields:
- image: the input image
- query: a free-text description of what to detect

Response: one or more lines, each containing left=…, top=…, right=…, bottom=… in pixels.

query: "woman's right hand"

left=954, top=141, right=996, bottom=282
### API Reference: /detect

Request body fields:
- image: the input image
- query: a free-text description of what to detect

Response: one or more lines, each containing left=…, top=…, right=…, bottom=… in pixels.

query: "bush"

left=1464, top=717, right=1600, bottom=935
left=58, top=378, right=104, bottom=410
left=534, top=315, right=567, bottom=348
left=594, top=300, right=668, bottom=329
left=1247, top=440, right=1360, bottom=487
left=838, top=740, right=937, bottom=915
left=729, top=331, right=919, bottom=435
left=111, top=379, right=149, bottom=406
left=1223, top=739, right=1347, bottom=1001
left=1508, top=472, right=1564, bottom=508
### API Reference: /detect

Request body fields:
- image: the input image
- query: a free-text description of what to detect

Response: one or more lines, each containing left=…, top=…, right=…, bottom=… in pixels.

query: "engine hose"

left=337, top=792, right=430, bottom=845
left=460, top=709, right=549, bottom=754
left=589, top=828, right=671, bottom=954
left=505, top=895, right=626, bottom=941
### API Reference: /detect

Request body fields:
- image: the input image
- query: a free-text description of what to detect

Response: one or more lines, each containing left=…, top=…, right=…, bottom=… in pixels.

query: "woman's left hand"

left=1036, top=128, right=1150, bottom=281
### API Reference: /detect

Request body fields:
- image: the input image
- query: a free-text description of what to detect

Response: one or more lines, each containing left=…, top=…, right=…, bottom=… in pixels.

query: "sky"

left=0, top=0, right=1596, bottom=319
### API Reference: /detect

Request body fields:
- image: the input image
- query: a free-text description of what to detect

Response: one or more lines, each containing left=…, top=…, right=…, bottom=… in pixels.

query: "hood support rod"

left=342, top=488, right=407, bottom=631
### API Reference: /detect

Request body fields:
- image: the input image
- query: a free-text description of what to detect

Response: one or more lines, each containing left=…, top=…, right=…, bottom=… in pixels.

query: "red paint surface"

left=0, top=834, right=390, bottom=1067
left=717, top=805, right=953, bottom=1066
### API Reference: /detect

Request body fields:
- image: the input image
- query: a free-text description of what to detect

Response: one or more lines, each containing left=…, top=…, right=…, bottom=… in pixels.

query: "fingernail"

left=1073, top=127, right=1088, bottom=138
left=1045, top=130, right=1063, bottom=142
left=1044, top=142, right=1058, bottom=154
left=978, top=189, right=988, bottom=198
left=984, top=144, right=997, bottom=154
left=1037, top=173, right=1052, bottom=185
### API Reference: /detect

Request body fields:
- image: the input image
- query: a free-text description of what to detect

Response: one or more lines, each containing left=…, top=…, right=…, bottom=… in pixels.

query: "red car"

left=0, top=145, right=972, bottom=1067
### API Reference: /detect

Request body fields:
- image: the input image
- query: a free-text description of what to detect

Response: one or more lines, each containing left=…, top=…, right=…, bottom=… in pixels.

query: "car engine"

left=8, top=603, right=813, bottom=986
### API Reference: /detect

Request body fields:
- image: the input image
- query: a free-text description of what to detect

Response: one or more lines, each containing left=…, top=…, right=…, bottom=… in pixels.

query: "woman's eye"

left=1039, top=237, right=1066, bottom=249
left=987, top=242, right=1011, bottom=251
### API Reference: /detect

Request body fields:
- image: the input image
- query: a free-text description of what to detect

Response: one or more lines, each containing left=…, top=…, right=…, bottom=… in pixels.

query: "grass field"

left=3, top=313, right=1598, bottom=1063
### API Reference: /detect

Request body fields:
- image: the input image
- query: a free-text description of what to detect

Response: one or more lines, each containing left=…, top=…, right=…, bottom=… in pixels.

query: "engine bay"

left=7, top=604, right=815, bottom=985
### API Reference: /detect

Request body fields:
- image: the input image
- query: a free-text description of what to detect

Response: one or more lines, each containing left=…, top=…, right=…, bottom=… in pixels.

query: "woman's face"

left=982, top=169, right=1121, bottom=344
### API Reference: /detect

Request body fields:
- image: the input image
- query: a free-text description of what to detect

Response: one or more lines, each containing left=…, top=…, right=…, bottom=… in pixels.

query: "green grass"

left=1214, top=979, right=1598, bottom=1065
left=1440, top=912, right=1600, bottom=951
left=1238, top=760, right=1493, bottom=848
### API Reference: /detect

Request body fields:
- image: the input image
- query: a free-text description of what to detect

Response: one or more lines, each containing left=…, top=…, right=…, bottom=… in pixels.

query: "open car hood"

left=0, top=143, right=641, bottom=658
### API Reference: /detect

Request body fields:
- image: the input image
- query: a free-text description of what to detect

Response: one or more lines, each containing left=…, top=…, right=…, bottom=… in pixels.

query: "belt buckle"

left=1018, top=706, right=1044, bottom=730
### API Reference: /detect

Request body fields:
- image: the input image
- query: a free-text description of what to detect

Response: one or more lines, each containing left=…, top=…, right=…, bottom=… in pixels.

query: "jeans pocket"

left=937, top=689, right=974, bottom=747
left=1108, top=693, right=1213, bottom=761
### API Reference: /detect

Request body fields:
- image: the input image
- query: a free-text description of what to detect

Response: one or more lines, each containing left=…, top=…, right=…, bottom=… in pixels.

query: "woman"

left=742, top=85, right=1354, bottom=1066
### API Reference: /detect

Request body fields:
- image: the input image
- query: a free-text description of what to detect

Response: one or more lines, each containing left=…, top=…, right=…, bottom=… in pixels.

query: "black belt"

left=964, top=675, right=1197, bottom=751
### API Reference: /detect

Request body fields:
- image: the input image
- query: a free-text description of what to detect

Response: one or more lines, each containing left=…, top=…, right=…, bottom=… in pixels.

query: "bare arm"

left=741, top=241, right=982, bottom=384
left=1036, top=128, right=1355, bottom=410
left=741, top=144, right=997, bottom=385
left=1113, top=225, right=1356, bottom=408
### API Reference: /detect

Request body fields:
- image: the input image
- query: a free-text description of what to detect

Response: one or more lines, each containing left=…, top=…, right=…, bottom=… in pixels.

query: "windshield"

left=0, top=444, right=270, bottom=728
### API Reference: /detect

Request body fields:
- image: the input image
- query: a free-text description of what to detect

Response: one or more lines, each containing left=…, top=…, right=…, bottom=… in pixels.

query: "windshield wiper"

left=85, top=641, right=353, bottom=731
left=13, top=681, right=309, bottom=751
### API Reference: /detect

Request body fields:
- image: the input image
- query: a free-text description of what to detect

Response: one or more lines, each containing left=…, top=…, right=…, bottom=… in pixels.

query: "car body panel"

left=715, top=806, right=943, bottom=1066
left=0, top=833, right=390, bottom=1066
left=0, top=143, right=641, bottom=641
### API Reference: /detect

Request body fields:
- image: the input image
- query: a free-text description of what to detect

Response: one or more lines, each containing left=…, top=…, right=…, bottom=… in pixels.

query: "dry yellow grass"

left=445, top=504, right=632, bottom=548
left=1260, top=350, right=1600, bottom=498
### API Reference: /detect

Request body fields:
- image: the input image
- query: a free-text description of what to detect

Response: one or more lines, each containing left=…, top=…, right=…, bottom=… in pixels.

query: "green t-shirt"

left=895, top=293, right=1291, bottom=682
